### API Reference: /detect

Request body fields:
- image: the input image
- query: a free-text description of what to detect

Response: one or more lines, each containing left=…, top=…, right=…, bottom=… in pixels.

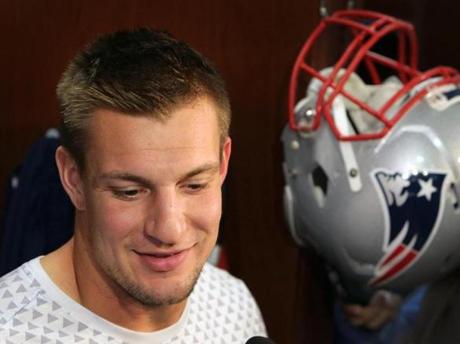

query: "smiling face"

left=60, top=97, right=230, bottom=308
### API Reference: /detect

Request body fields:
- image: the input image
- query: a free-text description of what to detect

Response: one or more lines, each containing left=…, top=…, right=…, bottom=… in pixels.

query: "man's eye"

left=185, top=183, right=207, bottom=192
left=112, top=189, right=142, bottom=200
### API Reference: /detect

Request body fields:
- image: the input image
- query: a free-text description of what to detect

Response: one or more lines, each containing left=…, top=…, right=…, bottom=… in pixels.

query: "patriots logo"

left=369, top=170, right=447, bottom=287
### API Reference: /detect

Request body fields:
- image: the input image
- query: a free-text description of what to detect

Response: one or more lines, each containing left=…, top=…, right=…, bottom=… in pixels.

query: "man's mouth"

left=146, top=251, right=180, bottom=258
left=134, top=249, right=190, bottom=272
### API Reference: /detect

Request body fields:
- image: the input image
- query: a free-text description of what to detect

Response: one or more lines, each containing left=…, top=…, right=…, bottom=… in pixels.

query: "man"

left=0, top=28, right=266, bottom=343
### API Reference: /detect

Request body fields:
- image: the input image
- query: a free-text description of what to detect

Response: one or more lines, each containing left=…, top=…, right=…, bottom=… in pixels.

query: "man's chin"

left=130, top=289, right=190, bottom=307
left=119, top=266, right=203, bottom=307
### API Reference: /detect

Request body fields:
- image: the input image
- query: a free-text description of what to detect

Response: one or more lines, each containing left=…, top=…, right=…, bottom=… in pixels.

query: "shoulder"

left=184, top=263, right=267, bottom=341
left=0, top=259, right=42, bottom=327
left=196, top=263, right=256, bottom=301
left=198, top=263, right=246, bottom=288
left=195, top=264, right=258, bottom=303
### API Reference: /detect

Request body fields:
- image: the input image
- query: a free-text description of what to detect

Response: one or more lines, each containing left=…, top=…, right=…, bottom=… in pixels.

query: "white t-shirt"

left=0, top=258, right=266, bottom=343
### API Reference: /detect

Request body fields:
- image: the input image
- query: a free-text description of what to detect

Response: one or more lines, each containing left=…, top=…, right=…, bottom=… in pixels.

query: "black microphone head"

left=245, top=336, right=275, bottom=344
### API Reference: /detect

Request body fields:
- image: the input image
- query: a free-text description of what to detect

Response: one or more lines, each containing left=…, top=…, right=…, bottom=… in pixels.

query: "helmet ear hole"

left=448, top=182, right=460, bottom=211
left=310, top=164, right=329, bottom=208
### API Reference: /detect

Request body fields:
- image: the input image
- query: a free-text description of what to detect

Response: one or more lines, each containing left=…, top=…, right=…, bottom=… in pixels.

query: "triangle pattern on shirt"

left=0, top=259, right=267, bottom=343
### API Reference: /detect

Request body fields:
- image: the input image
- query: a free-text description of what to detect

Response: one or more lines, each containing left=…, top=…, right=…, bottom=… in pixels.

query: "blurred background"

left=0, top=0, right=458, bottom=342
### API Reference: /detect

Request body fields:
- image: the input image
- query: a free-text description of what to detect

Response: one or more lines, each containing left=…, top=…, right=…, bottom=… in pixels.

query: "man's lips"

left=134, top=248, right=190, bottom=272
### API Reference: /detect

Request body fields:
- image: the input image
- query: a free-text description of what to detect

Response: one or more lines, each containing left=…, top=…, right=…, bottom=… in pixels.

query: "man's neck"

left=41, top=234, right=187, bottom=332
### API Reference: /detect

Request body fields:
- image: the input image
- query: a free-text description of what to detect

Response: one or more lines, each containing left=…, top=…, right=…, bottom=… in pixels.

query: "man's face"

left=74, top=97, right=230, bottom=307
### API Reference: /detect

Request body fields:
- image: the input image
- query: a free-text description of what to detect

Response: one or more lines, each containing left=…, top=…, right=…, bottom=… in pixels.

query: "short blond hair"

left=57, top=28, right=230, bottom=169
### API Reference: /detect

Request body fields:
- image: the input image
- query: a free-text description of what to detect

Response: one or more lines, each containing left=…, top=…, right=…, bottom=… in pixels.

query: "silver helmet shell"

left=283, top=10, right=460, bottom=302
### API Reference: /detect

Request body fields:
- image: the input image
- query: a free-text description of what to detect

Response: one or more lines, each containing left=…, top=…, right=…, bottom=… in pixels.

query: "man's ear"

left=219, top=137, right=232, bottom=184
left=55, top=146, right=86, bottom=210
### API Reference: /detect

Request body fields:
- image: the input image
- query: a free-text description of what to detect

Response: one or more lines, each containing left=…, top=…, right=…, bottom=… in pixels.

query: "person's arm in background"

left=334, top=286, right=427, bottom=344
left=342, top=290, right=402, bottom=330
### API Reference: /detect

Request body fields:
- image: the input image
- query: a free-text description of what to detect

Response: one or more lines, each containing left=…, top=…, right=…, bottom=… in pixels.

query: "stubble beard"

left=102, top=259, right=203, bottom=308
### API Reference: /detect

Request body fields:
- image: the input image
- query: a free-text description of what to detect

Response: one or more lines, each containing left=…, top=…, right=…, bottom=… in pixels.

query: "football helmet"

left=282, top=10, right=460, bottom=302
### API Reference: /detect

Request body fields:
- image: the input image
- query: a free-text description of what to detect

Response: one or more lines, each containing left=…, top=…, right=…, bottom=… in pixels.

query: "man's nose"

left=143, top=189, right=186, bottom=246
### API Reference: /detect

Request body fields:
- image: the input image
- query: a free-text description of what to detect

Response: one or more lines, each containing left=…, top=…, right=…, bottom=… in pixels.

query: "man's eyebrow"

left=97, top=173, right=151, bottom=186
left=96, top=163, right=220, bottom=185
left=181, top=162, right=220, bottom=180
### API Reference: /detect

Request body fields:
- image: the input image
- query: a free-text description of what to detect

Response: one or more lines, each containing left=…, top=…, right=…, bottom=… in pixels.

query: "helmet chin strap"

left=332, top=96, right=362, bottom=192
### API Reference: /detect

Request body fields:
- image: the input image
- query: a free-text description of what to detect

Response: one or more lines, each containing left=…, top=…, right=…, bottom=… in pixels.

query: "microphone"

left=245, top=336, right=276, bottom=344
